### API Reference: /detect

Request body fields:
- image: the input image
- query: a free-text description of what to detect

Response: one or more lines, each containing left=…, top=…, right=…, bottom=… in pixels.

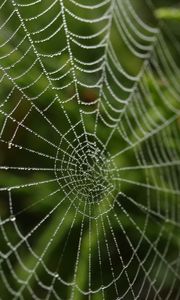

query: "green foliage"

left=155, top=8, right=180, bottom=20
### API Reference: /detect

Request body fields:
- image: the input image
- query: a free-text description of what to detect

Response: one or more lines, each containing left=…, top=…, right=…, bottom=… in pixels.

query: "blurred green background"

left=0, top=0, right=180, bottom=299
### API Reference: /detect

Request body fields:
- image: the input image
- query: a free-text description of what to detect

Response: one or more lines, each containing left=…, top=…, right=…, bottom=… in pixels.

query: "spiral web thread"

left=0, top=0, right=180, bottom=299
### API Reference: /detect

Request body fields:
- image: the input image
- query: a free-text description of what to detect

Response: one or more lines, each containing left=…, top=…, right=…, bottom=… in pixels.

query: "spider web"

left=0, top=0, right=180, bottom=299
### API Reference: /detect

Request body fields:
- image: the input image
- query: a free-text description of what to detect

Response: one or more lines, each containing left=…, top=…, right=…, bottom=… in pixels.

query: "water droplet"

left=10, top=215, right=16, bottom=222
left=8, top=142, right=12, bottom=149
left=7, top=242, right=11, bottom=248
